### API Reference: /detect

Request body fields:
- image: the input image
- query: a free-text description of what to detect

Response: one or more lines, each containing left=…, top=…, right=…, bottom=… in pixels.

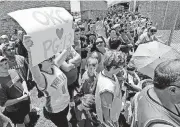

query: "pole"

left=134, top=0, right=136, bottom=12
left=162, top=0, right=169, bottom=29
left=167, top=2, right=180, bottom=46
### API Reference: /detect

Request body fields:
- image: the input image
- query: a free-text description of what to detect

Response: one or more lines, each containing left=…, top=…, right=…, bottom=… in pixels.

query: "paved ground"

left=30, top=87, right=56, bottom=127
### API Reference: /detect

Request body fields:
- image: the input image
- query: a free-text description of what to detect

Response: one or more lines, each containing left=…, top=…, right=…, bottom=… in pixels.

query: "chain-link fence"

left=137, top=0, right=180, bottom=53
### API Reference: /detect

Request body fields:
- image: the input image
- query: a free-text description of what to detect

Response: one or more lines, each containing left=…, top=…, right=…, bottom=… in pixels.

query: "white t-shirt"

left=41, top=65, right=70, bottom=113
left=95, top=71, right=122, bottom=124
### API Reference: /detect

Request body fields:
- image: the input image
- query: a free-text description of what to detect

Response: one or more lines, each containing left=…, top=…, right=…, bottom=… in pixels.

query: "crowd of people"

left=0, top=6, right=180, bottom=127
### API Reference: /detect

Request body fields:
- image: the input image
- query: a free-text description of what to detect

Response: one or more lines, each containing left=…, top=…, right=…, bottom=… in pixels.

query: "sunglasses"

left=95, top=41, right=104, bottom=45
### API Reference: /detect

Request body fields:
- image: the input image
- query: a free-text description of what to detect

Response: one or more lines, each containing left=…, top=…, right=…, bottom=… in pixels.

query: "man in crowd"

left=2, top=43, right=28, bottom=81
left=0, top=35, right=9, bottom=56
left=133, top=59, right=180, bottom=127
left=0, top=55, right=30, bottom=127
left=135, top=26, right=161, bottom=46
left=0, top=35, right=9, bottom=44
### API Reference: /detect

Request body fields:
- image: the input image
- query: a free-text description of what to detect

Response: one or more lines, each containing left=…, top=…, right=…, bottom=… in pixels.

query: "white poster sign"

left=8, top=7, right=74, bottom=66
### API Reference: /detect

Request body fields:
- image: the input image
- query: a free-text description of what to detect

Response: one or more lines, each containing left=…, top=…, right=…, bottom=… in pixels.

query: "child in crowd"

left=80, top=57, right=98, bottom=95
left=75, top=57, right=99, bottom=127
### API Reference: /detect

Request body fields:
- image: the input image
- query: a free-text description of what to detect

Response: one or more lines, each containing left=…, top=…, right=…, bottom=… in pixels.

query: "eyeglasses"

left=88, top=63, right=97, bottom=67
left=5, top=48, right=15, bottom=52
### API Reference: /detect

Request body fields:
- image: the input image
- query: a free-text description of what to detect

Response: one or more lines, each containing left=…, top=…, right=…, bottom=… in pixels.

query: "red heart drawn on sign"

left=56, top=28, right=64, bottom=40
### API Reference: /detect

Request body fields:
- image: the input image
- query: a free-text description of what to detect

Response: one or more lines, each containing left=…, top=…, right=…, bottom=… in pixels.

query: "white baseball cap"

left=0, top=35, right=8, bottom=39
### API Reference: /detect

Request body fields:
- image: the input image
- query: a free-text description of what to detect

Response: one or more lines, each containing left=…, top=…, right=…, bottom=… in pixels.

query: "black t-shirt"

left=16, top=39, right=28, bottom=59
left=81, top=41, right=88, bottom=59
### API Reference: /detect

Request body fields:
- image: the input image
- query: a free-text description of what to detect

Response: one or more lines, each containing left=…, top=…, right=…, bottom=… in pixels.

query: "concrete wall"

left=81, top=10, right=107, bottom=21
left=80, top=1, right=108, bottom=21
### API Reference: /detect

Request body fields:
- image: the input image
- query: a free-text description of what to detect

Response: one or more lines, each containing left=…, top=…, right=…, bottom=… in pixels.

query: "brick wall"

left=0, top=1, right=71, bottom=37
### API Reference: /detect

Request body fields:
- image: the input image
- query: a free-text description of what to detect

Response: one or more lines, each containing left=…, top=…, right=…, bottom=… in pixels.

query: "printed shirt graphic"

left=81, top=71, right=97, bottom=94
left=95, top=71, right=122, bottom=124
left=8, top=55, right=27, bottom=80
left=42, top=65, right=70, bottom=113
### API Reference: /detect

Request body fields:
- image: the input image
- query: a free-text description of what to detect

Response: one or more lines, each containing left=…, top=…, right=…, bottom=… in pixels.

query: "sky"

left=70, top=0, right=80, bottom=12
left=70, top=0, right=115, bottom=12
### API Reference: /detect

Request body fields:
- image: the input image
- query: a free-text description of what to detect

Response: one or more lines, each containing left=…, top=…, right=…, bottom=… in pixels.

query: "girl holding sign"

left=23, top=35, right=70, bottom=127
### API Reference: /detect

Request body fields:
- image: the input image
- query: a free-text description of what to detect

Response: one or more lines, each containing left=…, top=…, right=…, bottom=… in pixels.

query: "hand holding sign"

left=23, top=35, right=34, bottom=52
left=8, top=7, right=74, bottom=66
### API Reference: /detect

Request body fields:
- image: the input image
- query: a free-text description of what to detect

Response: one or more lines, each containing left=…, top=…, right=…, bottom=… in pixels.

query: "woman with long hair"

left=87, top=36, right=107, bottom=73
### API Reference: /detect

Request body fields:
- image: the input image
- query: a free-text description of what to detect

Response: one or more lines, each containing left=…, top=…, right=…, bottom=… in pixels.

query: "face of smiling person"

left=95, top=38, right=105, bottom=51
left=4, top=45, right=16, bottom=57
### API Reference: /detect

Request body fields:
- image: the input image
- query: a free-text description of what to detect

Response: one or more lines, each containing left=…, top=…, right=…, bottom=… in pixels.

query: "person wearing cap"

left=95, top=50, right=126, bottom=127
left=0, top=56, right=31, bottom=127
left=0, top=35, right=9, bottom=44
left=132, top=59, right=180, bottom=127
left=135, top=26, right=160, bottom=46
left=0, top=35, right=10, bottom=56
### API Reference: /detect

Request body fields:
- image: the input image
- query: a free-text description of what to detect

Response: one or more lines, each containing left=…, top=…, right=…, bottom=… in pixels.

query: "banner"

left=8, top=7, right=74, bottom=66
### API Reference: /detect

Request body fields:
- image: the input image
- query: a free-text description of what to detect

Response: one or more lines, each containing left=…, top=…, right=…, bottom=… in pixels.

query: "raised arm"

left=68, top=46, right=81, bottom=66
left=23, top=35, right=46, bottom=90
left=53, top=47, right=70, bottom=68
